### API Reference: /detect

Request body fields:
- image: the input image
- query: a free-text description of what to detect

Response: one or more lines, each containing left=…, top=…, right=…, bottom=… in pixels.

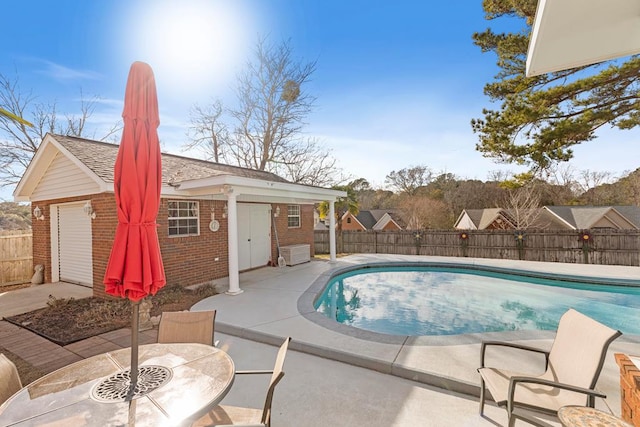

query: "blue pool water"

left=314, top=266, right=640, bottom=336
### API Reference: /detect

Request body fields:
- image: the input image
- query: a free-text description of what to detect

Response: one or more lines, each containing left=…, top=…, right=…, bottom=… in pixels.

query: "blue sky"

left=1, top=0, right=638, bottom=201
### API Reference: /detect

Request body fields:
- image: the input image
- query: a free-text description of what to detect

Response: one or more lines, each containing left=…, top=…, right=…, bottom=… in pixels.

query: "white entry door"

left=237, top=204, right=271, bottom=271
left=56, top=202, right=93, bottom=286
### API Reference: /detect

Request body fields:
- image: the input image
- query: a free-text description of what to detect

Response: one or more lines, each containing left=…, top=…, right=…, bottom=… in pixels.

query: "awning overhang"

left=173, top=174, right=347, bottom=203
left=526, top=0, right=640, bottom=76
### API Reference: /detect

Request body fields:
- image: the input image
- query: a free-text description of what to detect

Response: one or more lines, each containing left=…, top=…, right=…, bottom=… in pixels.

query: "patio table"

left=0, top=343, right=234, bottom=426
left=558, top=405, right=632, bottom=427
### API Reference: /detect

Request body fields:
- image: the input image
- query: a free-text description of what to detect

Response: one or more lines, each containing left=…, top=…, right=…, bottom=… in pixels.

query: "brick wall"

left=616, top=353, right=640, bottom=426
left=33, top=196, right=315, bottom=297
left=272, top=204, right=315, bottom=259
left=158, top=199, right=229, bottom=288
left=341, top=212, right=365, bottom=231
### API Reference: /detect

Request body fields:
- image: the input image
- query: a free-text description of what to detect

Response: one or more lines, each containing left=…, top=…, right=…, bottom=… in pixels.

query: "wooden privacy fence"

left=0, top=230, right=33, bottom=286
left=314, top=229, right=640, bottom=266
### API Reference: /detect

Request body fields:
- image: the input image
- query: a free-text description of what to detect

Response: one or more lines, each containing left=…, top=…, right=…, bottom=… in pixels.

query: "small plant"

left=46, top=295, right=76, bottom=309
left=514, top=231, right=526, bottom=260
left=579, top=231, right=593, bottom=264
left=459, top=232, right=469, bottom=257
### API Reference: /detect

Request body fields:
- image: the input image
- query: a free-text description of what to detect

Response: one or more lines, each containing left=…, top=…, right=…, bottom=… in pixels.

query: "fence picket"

left=0, top=231, right=33, bottom=286
left=314, top=229, right=640, bottom=266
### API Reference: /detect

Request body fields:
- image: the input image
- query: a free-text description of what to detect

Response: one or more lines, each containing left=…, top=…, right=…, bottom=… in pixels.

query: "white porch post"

left=329, top=200, right=337, bottom=262
left=226, top=189, right=243, bottom=295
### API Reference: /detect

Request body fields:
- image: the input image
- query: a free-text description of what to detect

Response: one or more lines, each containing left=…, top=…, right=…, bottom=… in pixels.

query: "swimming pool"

left=314, top=264, right=640, bottom=336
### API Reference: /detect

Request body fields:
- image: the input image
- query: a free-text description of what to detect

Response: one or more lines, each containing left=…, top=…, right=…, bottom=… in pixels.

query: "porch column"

left=329, top=200, right=337, bottom=262
left=226, top=189, right=243, bottom=295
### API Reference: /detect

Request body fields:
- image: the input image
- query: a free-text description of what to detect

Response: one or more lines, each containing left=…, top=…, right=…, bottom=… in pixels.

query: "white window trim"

left=168, top=200, right=200, bottom=237
left=287, top=204, right=301, bottom=228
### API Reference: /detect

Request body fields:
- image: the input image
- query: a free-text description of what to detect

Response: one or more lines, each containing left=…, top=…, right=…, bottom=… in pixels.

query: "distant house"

left=341, top=209, right=403, bottom=231
left=542, top=206, right=640, bottom=229
left=454, top=208, right=516, bottom=230
left=454, top=206, right=640, bottom=230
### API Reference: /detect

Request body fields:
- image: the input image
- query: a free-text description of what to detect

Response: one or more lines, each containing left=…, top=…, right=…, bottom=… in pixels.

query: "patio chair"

left=0, top=353, right=22, bottom=405
left=192, top=337, right=292, bottom=427
left=478, top=308, right=621, bottom=427
left=157, top=310, right=217, bottom=346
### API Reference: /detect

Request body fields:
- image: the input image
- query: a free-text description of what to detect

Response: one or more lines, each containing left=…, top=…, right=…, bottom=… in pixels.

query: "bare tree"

left=0, top=73, right=120, bottom=187
left=385, top=165, right=433, bottom=196
left=398, top=195, right=451, bottom=230
left=444, top=179, right=504, bottom=217
left=183, top=99, right=229, bottom=163
left=502, top=185, right=544, bottom=229
left=575, top=170, right=616, bottom=205
left=186, top=37, right=343, bottom=186
left=269, top=137, right=346, bottom=187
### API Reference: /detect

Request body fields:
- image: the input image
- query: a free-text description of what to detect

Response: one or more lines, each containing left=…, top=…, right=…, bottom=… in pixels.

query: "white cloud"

left=37, top=60, right=102, bottom=81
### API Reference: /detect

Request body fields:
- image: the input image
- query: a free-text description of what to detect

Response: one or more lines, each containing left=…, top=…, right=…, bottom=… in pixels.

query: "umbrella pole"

left=129, top=300, right=140, bottom=398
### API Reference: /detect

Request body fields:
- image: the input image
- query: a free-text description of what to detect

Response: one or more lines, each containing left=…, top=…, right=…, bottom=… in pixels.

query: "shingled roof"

left=54, top=134, right=290, bottom=186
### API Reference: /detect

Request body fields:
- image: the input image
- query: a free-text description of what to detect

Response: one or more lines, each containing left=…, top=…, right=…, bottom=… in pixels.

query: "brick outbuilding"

left=15, top=134, right=343, bottom=297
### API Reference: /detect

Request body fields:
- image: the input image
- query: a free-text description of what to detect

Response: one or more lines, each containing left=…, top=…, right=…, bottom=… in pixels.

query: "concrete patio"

left=193, top=254, right=640, bottom=425
left=2, top=254, right=639, bottom=425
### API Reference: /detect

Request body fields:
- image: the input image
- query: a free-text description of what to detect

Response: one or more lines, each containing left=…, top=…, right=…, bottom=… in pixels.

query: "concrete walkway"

left=0, top=281, right=93, bottom=319
left=2, top=254, right=639, bottom=425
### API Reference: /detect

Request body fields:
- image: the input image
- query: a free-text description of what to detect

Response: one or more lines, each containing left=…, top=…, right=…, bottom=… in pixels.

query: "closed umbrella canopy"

left=526, top=0, right=640, bottom=76
left=104, top=61, right=166, bottom=301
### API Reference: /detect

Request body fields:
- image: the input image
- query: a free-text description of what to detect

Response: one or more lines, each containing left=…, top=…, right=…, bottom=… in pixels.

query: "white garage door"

left=237, top=204, right=271, bottom=271
left=57, top=203, right=93, bottom=286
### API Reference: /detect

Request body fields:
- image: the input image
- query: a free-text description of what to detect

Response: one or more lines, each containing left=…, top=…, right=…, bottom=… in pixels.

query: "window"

left=168, top=200, right=199, bottom=237
left=347, top=217, right=352, bottom=224
left=287, top=205, right=301, bottom=228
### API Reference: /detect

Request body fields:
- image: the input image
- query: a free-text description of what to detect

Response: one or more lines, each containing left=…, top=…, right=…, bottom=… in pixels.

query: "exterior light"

left=83, top=201, right=96, bottom=219
left=274, top=206, right=280, bottom=217
left=33, top=206, right=44, bottom=221
left=222, top=203, right=228, bottom=218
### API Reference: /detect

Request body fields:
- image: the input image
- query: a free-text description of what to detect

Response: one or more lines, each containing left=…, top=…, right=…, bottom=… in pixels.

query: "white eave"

left=173, top=174, right=346, bottom=203
left=13, top=134, right=111, bottom=202
left=526, top=0, right=640, bottom=76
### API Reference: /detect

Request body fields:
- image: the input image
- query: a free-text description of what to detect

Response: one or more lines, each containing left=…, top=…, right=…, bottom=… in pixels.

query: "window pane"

left=168, top=200, right=199, bottom=237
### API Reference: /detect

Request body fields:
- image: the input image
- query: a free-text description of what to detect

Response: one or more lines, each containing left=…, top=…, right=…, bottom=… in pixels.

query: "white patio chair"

left=192, top=337, right=292, bottom=427
left=0, top=353, right=22, bottom=405
left=478, top=308, right=621, bottom=426
left=157, top=310, right=218, bottom=346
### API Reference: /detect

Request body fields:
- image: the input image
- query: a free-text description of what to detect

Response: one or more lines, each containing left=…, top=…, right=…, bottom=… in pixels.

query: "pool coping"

left=194, top=255, right=639, bottom=405
left=297, top=260, right=640, bottom=345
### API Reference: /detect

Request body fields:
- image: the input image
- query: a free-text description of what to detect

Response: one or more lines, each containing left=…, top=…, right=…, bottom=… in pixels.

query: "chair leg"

left=479, top=378, right=485, bottom=415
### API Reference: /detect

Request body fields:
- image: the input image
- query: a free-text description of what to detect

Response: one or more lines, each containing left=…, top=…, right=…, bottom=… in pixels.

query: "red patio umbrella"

left=103, top=61, right=166, bottom=395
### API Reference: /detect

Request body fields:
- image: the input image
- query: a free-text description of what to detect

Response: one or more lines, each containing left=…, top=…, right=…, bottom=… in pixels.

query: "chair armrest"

left=235, top=370, right=274, bottom=375
left=480, top=341, right=550, bottom=369
left=507, top=375, right=606, bottom=415
left=212, top=424, right=266, bottom=427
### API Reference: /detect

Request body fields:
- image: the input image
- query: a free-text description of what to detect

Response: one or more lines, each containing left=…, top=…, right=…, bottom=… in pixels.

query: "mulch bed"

left=5, top=284, right=217, bottom=346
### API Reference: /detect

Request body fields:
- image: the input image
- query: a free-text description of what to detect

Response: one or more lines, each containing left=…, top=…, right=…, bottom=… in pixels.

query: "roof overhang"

left=526, top=0, right=640, bottom=76
left=173, top=174, right=346, bottom=203
left=13, top=134, right=111, bottom=202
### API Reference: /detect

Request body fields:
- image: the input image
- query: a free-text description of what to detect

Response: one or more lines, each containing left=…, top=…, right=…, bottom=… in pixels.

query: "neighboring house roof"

left=608, top=206, right=640, bottom=228
left=455, top=208, right=515, bottom=230
left=456, top=206, right=640, bottom=230
left=543, top=206, right=639, bottom=229
left=14, top=133, right=345, bottom=203
left=344, top=209, right=403, bottom=230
